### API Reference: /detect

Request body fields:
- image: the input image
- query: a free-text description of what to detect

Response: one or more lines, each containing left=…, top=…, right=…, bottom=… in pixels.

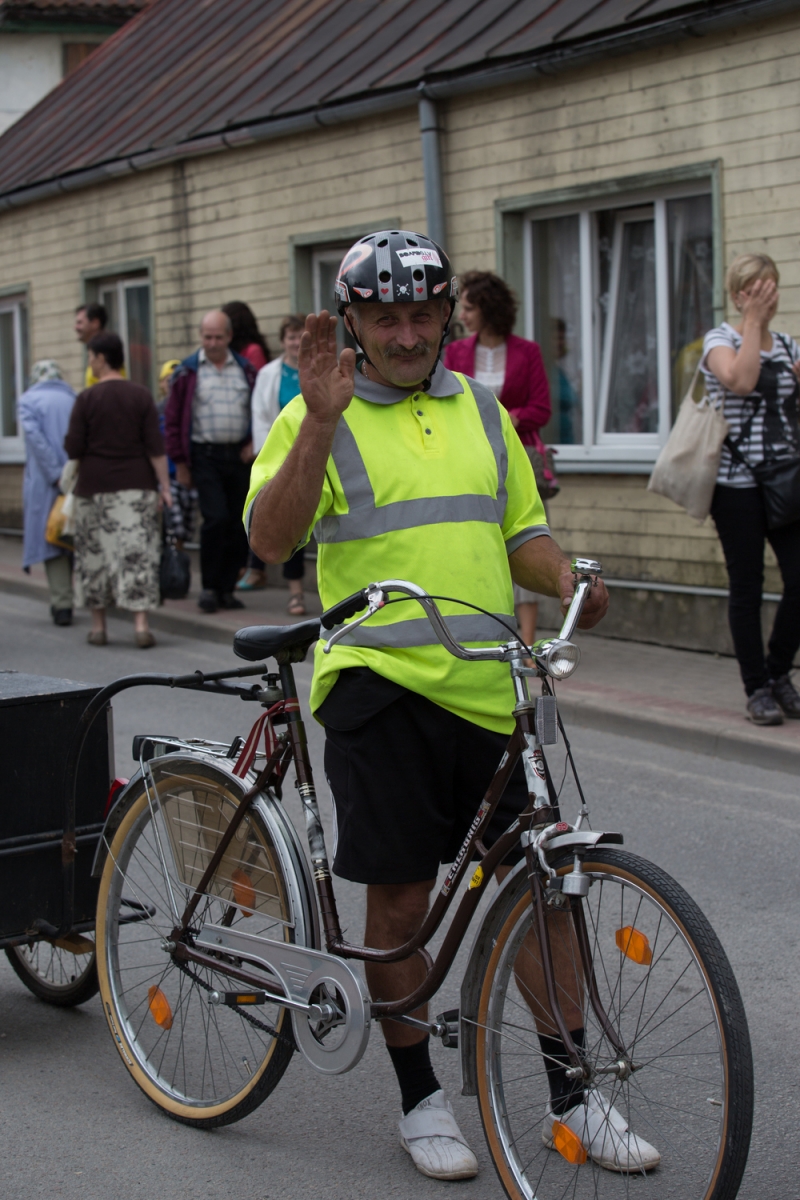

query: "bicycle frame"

left=83, top=564, right=625, bottom=1072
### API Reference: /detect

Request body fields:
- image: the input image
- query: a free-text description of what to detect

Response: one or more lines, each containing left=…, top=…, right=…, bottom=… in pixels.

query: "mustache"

left=382, top=341, right=432, bottom=359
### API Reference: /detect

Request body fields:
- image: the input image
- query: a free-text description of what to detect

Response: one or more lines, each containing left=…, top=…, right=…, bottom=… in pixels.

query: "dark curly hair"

left=221, top=301, right=271, bottom=362
left=461, top=271, right=518, bottom=338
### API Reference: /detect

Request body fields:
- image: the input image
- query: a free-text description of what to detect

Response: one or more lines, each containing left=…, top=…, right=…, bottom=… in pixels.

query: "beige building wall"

left=440, top=10, right=797, bottom=592
left=0, top=105, right=423, bottom=395
left=0, top=12, right=792, bottom=597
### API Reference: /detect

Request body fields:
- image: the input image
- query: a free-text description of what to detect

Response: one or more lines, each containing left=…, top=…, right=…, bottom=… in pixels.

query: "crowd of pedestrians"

left=14, top=249, right=800, bottom=726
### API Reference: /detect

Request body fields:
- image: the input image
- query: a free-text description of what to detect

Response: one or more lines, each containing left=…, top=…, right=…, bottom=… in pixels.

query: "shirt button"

left=425, top=428, right=432, bottom=435
left=417, top=410, right=424, bottom=416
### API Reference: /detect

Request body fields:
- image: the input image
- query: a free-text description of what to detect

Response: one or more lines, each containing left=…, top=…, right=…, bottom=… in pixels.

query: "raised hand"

left=737, top=278, right=778, bottom=328
left=298, top=310, right=356, bottom=426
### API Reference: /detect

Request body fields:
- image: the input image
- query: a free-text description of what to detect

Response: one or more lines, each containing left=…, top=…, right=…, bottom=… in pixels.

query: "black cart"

left=0, top=670, right=113, bottom=1006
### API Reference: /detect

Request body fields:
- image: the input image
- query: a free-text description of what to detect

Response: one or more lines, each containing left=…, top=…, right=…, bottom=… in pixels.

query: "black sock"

left=538, top=1027, right=586, bottom=1115
left=387, top=1037, right=441, bottom=1115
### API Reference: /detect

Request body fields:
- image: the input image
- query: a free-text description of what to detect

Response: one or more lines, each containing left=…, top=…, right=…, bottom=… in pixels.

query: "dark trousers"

left=246, top=546, right=305, bottom=579
left=711, top=484, right=800, bottom=695
left=190, top=442, right=251, bottom=595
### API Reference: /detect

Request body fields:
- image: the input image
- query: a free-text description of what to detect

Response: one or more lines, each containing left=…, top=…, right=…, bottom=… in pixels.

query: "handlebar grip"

left=320, top=589, right=369, bottom=631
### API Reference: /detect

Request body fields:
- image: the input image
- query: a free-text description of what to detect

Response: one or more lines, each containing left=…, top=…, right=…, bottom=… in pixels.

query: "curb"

left=1, top=572, right=797, bottom=775
left=556, top=696, right=800, bottom=777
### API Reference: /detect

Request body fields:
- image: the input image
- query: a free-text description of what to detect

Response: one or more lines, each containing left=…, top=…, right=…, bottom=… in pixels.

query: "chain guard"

left=195, top=924, right=370, bottom=1074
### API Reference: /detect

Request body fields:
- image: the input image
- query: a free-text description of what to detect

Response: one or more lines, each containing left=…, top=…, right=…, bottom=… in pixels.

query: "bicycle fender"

left=91, top=772, right=144, bottom=878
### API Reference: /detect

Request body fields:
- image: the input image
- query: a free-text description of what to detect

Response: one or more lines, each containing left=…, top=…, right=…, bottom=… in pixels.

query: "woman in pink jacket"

left=444, top=271, right=552, bottom=650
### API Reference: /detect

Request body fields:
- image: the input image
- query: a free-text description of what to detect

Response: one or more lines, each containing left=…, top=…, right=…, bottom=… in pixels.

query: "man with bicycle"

left=246, top=231, right=658, bottom=1181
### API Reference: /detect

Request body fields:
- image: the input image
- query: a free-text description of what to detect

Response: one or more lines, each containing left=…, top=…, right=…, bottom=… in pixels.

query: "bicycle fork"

left=524, top=848, right=629, bottom=1077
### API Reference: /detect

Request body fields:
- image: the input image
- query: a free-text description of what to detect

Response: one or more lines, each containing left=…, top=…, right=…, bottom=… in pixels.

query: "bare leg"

left=90, top=607, right=107, bottom=635
left=364, top=880, right=435, bottom=1047
left=497, top=865, right=583, bottom=1033
left=133, top=611, right=150, bottom=634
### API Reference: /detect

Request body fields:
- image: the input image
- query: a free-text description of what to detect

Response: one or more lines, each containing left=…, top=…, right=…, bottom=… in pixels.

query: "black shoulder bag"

left=724, top=335, right=800, bottom=530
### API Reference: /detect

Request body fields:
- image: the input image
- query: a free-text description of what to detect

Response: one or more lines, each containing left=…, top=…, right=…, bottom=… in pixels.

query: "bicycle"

left=78, top=558, right=753, bottom=1199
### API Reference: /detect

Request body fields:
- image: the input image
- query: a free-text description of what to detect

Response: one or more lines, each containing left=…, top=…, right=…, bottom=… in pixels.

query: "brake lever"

left=322, top=587, right=386, bottom=654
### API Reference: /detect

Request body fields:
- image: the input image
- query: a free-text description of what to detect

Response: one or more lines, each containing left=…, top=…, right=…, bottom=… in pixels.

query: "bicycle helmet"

left=334, top=230, right=458, bottom=314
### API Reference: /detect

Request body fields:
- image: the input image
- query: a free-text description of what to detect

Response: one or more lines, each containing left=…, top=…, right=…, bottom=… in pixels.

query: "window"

left=62, top=43, right=102, bottom=78
left=0, top=292, right=28, bottom=458
left=312, top=247, right=356, bottom=353
left=97, top=275, right=153, bottom=389
left=527, top=187, right=713, bottom=466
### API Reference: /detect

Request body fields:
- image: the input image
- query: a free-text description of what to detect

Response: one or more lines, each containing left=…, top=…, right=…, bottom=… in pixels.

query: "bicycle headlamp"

left=532, top=638, right=581, bottom=680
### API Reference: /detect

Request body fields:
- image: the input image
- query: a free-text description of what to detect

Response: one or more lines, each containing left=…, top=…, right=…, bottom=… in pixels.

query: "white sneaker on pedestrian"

left=399, top=1089, right=479, bottom=1180
left=543, top=1089, right=660, bottom=1173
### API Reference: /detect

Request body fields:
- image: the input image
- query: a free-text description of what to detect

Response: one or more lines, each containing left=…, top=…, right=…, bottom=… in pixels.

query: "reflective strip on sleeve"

left=324, top=612, right=514, bottom=648
left=505, top=525, right=550, bottom=555
left=315, top=377, right=510, bottom=544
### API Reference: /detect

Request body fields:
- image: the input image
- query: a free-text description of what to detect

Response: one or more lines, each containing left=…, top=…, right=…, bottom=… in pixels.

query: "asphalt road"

left=0, top=590, right=798, bottom=1199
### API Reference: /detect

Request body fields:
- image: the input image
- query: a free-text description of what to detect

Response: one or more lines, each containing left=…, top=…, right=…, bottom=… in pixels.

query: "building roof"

left=0, top=0, right=789, bottom=207
left=0, top=0, right=145, bottom=23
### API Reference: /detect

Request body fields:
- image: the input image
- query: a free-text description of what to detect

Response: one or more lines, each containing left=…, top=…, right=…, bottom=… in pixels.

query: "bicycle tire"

left=474, top=848, right=753, bottom=1200
left=95, top=754, right=317, bottom=1128
left=5, top=938, right=98, bottom=1007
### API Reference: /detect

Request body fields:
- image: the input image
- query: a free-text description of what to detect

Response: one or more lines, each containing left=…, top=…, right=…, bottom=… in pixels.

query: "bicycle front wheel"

left=96, top=755, right=317, bottom=1128
left=475, top=848, right=753, bottom=1200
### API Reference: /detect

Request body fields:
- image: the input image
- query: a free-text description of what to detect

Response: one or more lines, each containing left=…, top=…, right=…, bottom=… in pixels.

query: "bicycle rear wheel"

left=474, top=848, right=753, bottom=1200
left=96, top=755, right=317, bottom=1128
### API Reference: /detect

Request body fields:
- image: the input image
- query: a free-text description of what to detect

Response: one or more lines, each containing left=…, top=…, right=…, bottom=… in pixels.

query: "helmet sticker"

left=396, top=283, right=411, bottom=296
left=334, top=279, right=350, bottom=304
left=432, top=281, right=448, bottom=294
left=450, top=276, right=459, bottom=297
left=395, top=248, right=443, bottom=269
left=339, top=242, right=374, bottom=275
left=352, top=287, right=373, bottom=298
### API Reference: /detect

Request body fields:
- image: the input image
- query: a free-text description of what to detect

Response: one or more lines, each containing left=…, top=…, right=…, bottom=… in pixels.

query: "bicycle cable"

left=379, top=594, right=529, bottom=654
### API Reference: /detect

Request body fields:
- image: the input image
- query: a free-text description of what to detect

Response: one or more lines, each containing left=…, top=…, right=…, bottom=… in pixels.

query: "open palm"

left=299, top=310, right=356, bottom=422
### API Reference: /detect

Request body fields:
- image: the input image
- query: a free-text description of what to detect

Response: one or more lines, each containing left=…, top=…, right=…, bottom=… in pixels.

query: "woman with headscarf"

left=18, top=360, right=76, bottom=625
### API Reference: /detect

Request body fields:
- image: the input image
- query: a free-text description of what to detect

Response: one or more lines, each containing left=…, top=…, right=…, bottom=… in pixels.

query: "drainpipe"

left=418, top=93, right=447, bottom=249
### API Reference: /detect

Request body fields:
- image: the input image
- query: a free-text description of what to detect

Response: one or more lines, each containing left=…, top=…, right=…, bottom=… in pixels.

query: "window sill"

left=552, top=446, right=658, bottom=474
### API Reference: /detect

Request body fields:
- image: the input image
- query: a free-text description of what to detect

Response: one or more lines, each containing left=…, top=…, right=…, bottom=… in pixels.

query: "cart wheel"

left=5, top=932, right=98, bottom=1007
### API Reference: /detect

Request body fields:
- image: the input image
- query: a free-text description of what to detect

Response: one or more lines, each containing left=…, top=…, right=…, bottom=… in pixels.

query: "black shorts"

left=321, top=671, right=528, bottom=885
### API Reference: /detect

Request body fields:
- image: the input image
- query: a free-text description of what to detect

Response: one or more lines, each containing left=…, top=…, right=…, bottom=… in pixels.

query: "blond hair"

left=726, top=253, right=779, bottom=297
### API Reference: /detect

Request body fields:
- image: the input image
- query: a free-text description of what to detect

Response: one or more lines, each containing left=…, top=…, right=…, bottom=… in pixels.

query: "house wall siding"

left=0, top=13, right=794, bottom=591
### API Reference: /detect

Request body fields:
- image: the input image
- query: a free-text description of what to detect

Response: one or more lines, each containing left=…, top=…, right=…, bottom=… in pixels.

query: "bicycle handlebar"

left=320, top=559, right=604, bottom=665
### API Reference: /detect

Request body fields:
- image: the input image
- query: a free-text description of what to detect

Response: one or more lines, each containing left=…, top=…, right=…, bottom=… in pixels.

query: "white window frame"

left=97, top=274, right=152, bottom=387
left=523, top=179, right=712, bottom=469
left=0, top=292, right=27, bottom=463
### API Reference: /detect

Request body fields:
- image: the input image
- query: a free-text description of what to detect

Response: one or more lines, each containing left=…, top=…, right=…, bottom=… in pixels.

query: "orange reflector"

left=552, top=1121, right=588, bottom=1165
left=231, top=867, right=255, bottom=916
left=147, top=985, right=173, bottom=1029
left=615, top=926, right=653, bottom=965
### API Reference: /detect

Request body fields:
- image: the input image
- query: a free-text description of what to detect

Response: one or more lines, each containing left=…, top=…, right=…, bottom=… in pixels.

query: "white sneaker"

left=399, top=1089, right=479, bottom=1180
left=543, top=1089, right=661, bottom=1173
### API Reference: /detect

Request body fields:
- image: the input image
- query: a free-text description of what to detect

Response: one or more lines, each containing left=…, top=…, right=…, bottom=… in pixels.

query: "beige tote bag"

left=647, top=367, right=729, bottom=521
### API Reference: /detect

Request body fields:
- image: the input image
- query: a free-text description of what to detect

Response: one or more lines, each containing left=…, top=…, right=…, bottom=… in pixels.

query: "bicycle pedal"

left=435, top=1008, right=460, bottom=1048
left=535, top=695, right=558, bottom=745
left=208, top=990, right=270, bottom=1007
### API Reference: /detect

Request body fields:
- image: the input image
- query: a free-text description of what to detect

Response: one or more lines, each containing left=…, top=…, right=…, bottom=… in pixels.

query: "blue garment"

left=278, top=361, right=300, bottom=410
left=18, top=379, right=76, bottom=568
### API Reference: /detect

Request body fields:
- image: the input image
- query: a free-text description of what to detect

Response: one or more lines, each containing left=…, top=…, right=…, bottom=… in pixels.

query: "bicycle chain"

left=175, top=958, right=296, bottom=1050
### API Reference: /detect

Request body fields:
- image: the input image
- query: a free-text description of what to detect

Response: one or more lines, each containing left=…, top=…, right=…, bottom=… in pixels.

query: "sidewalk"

left=1, top=535, right=798, bottom=774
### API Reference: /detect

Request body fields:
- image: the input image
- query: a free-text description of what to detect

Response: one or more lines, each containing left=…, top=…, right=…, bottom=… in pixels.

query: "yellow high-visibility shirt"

left=85, top=363, right=127, bottom=388
left=244, top=366, right=548, bottom=733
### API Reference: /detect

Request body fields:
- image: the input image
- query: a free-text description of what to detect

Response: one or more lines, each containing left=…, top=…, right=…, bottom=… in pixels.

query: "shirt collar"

left=353, top=360, right=462, bottom=405
left=198, top=348, right=235, bottom=367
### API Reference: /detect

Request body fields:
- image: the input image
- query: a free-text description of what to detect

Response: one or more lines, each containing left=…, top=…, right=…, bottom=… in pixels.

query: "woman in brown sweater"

left=64, top=332, right=171, bottom=647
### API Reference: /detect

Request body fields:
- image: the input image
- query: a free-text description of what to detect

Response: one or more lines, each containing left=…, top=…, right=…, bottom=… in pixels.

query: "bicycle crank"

left=194, top=924, right=371, bottom=1074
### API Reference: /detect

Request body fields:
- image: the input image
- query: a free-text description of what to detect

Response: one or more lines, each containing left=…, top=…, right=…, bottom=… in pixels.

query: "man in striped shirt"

left=165, top=310, right=256, bottom=612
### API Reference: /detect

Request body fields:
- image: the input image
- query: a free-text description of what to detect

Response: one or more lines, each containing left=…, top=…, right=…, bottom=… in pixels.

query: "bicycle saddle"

left=233, top=619, right=321, bottom=663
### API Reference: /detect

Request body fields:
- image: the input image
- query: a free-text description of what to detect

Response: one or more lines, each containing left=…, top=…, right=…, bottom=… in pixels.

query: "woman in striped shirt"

left=701, top=253, right=800, bottom=726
